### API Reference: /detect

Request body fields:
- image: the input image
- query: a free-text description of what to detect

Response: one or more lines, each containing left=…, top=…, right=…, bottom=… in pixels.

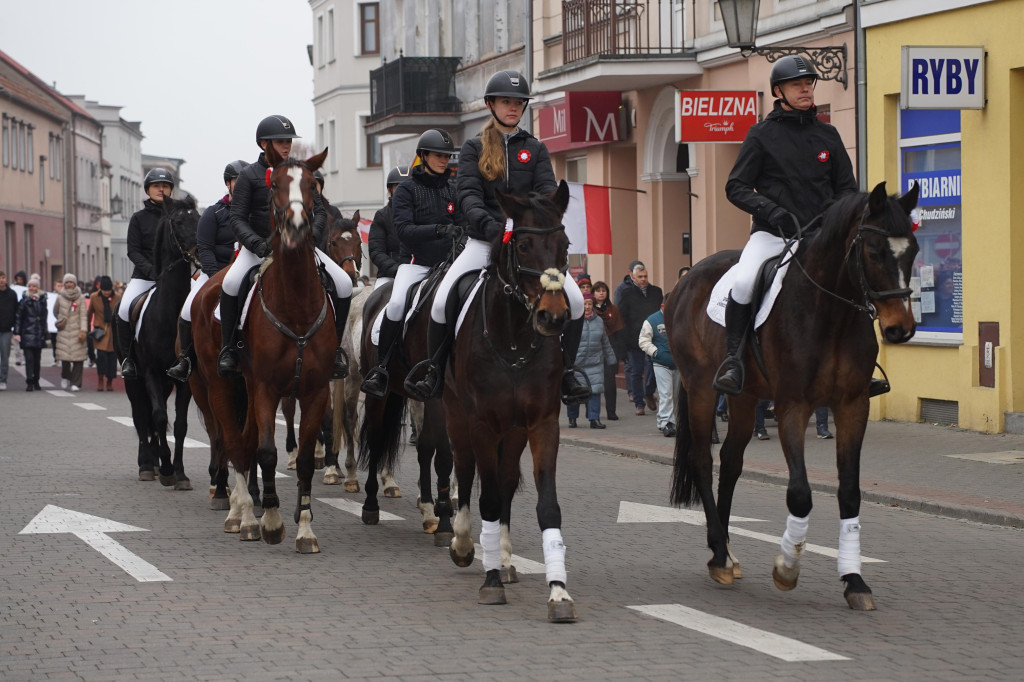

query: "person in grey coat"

left=566, top=293, right=616, bottom=429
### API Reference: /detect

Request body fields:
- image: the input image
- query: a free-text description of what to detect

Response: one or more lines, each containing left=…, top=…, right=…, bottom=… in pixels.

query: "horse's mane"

left=152, top=195, right=196, bottom=277
left=487, top=189, right=566, bottom=266
left=813, top=187, right=913, bottom=251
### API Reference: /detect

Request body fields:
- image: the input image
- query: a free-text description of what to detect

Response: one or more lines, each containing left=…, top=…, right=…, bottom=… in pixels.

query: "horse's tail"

left=669, top=378, right=700, bottom=508
left=357, top=393, right=406, bottom=475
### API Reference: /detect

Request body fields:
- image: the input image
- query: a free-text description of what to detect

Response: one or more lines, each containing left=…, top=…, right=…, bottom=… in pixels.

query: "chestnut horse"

left=665, top=181, right=919, bottom=610
left=445, top=180, right=577, bottom=622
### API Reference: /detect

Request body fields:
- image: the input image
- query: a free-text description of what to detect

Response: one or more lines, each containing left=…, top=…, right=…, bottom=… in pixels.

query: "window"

left=4, top=221, right=14, bottom=275
left=366, top=131, right=381, bottom=167
left=27, top=128, right=33, bottom=173
left=359, top=3, right=379, bottom=55
left=327, top=8, right=336, bottom=62
left=19, top=122, right=27, bottom=171
left=12, top=119, right=20, bottom=171
left=39, top=157, right=45, bottom=203
left=2, top=115, right=8, bottom=167
left=49, top=134, right=55, bottom=178
left=23, top=224, right=33, bottom=276
left=55, top=136, right=62, bottom=181
left=317, top=14, right=325, bottom=67
left=328, top=119, right=337, bottom=172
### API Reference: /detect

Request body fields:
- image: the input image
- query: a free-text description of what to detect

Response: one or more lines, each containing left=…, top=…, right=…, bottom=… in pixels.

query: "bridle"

left=496, top=224, right=570, bottom=311
left=269, top=159, right=313, bottom=245
left=166, top=206, right=201, bottom=271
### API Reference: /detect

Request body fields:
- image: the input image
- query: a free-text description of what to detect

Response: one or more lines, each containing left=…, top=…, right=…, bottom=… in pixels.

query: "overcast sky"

left=1, top=1, right=317, bottom=208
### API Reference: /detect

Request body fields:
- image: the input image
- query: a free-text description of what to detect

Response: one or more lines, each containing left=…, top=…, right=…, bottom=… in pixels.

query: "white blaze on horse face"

left=287, top=167, right=305, bottom=230
left=341, top=231, right=354, bottom=240
left=888, top=238, right=912, bottom=309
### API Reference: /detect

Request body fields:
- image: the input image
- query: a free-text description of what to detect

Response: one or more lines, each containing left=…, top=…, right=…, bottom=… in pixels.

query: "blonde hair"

left=477, top=118, right=505, bottom=182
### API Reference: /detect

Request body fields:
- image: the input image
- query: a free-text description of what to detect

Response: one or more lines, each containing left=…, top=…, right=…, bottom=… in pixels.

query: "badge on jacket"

left=447, top=202, right=454, bottom=214
left=817, top=151, right=830, bottom=162
left=517, top=150, right=531, bottom=163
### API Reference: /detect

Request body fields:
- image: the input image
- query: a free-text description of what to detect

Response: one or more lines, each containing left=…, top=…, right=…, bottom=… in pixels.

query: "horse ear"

left=553, top=180, right=570, bottom=217
left=351, top=209, right=360, bottom=224
left=868, top=181, right=888, bottom=215
left=898, top=181, right=920, bottom=214
left=265, top=143, right=282, bottom=167
left=307, top=148, right=329, bottom=172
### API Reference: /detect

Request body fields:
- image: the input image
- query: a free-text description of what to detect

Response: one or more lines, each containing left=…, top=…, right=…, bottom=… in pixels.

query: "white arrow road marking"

left=617, top=501, right=885, bottom=564
left=627, top=604, right=849, bottom=662
left=74, top=402, right=106, bottom=411
left=107, top=416, right=208, bottom=448
left=20, top=505, right=171, bottom=582
left=317, top=497, right=404, bottom=521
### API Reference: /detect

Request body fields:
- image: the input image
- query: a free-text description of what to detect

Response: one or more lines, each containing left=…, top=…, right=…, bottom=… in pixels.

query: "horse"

left=665, top=181, right=920, bottom=610
left=444, top=180, right=578, bottom=623
left=115, top=195, right=200, bottom=489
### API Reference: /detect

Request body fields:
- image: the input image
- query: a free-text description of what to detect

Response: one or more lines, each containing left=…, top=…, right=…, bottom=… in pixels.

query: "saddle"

left=707, top=240, right=799, bottom=330
left=128, top=289, right=155, bottom=341
left=231, top=258, right=335, bottom=330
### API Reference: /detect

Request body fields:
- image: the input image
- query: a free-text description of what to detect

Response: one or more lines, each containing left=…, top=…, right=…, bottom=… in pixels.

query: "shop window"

left=900, top=109, right=962, bottom=344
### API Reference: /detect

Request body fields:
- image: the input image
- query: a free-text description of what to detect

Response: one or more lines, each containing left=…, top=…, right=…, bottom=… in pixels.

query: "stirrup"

left=166, top=357, right=191, bottom=382
left=332, top=347, right=349, bottom=380
left=404, top=362, right=440, bottom=402
left=121, top=358, right=138, bottom=379
left=868, top=378, right=890, bottom=398
left=360, top=366, right=389, bottom=398
left=561, top=371, right=591, bottom=406
left=712, top=358, right=744, bottom=396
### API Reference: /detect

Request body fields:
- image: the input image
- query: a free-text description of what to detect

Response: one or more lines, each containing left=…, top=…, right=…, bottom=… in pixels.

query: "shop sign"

left=675, top=90, right=757, bottom=143
left=536, top=92, right=622, bottom=153
left=901, top=46, right=985, bottom=110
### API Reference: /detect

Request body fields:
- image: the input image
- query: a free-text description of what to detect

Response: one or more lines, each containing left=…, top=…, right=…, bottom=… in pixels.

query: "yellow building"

left=864, top=0, right=1024, bottom=432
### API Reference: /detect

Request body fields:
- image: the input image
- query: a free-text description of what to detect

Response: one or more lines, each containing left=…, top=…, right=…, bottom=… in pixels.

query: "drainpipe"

left=523, top=1, right=534, bottom=134
left=854, top=0, right=867, bottom=191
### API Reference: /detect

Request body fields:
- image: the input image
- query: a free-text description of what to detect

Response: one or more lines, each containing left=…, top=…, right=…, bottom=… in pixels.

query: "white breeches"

left=179, top=272, right=209, bottom=322
left=385, top=263, right=429, bottom=322
left=222, top=246, right=352, bottom=299
left=118, top=278, right=155, bottom=321
left=730, top=231, right=790, bottom=305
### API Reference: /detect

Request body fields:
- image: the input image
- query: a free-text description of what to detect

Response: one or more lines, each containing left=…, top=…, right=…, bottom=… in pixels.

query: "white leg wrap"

left=480, top=519, right=501, bottom=572
left=837, top=516, right=862, bottom=576
left=542, top=528, right=568, bottom=585
left=780, top=514, right=809, bottom=569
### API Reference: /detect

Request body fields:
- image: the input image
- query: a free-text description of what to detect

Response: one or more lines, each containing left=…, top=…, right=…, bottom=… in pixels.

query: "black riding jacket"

left=126, top=199, right=164, bottom=280
left=230, top=152, right=328, bottom=255
left=368, top=201, right=408, bottom=279
left=457, top=129, right=557, bottom=242
left=196, top=196, right=235, bottom=277
left=392, top=166, right=462, bottom=268
left=726, top=101, right=858, bottom=238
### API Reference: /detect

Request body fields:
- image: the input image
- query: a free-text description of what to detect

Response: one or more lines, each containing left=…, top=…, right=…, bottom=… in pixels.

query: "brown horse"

left=444, top=180, right=577, bottom=622
left=665, top=181, right=919, bottom=610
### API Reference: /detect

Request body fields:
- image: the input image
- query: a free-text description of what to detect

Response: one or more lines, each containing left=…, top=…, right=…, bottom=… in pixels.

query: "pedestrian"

left=614, top=260, right=644, bottom=305
left=409, top=69, right=588, bottom=405
left=714, top=55, right=859, bottom=396
left=88, top=276, right=120, bottom=391
left=592, top=279, right=625, bottom=421
left=86, top=275, right=101, bottom=368
left=565, top=293, right=615, bottom=429
left=167, top=160, right=247, bottom=382
left=0, top=270, right=18, bottom=390
left=54, top=273, right=89, bottom=392
left=47, top=278, right=61, bottom=366
left=618, top=262, right=663, bottom=415
left=368, top=165, right=411, bottom=290
left=11, top=271, right=26, bottom=367
left=13, top=275, right=48, bottom=391
left=116, top=167, right=175, bottom=379
left=361, top=129, right=463, bottom=398
left=639, top=304, right=677, bottom=437
left=218, top=115, right=352, bottom=380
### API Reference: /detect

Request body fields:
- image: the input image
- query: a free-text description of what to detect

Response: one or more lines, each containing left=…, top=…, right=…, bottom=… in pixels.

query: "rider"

left=406, top=70, right=589, bottom=404
left=167, top=160, right=247, bottom=382
left=116, top=168, right=174, bottom=379
left=216, top=115, right=353, bottom=379
left=368, top=165, right=411, bottom=289
left=360, top=130, right=462, bottom=398
left=714, top=55, right=858, bottom=396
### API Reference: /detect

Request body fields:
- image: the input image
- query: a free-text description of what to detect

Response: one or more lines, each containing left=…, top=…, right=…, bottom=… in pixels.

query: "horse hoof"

left=433, top=531, right=454, bottom=547
left=224, top=519, right=241, bottom=533
left=362, top=509, right=380, bottom=525
left=344, top=480, right=360, bottom=493
left=295, top=537, right=321, bottom=554
left=732, top=562, right=743, bottom=580
left=478, top=586, right=507, bottom=605
left=383, top=486, right=402, bottom=498
left=239, top=524, right=261, bottom=541
left=423, top=520, right=439, bottom=534
left=449, top=544, right=474, bottom=568
left=323, top=471, right=341, bottom=485
left=158, top=472, right=176, bottom=487
left=845, top=591, right=876, bottom=611
left=174, top=479, right=193, bottom=491
left=262, top=525, right=286, bottom=545
left=772, top=555, right=799, bottom=591
left=708, top=564, right=735, bottom=586
left=548, top=599, right=578, bottom=623
left=287, top=450, right=297, bottom=470
left=501, top=566, right=519, bottom=584
left=210, top=498, right=231, bottom=511
left=138, top=470, right=155, bottom=482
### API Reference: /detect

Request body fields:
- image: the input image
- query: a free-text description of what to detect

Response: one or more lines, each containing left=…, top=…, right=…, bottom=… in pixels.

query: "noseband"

left=497, top=224, right=570, bottom=310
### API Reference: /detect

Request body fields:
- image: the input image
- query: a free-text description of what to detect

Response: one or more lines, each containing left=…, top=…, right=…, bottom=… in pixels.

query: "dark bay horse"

left=116, top=195, right=200, bottom=488
left=665, top=181, right=920, bottom=610
left=445, top=180, right=577, bottom=622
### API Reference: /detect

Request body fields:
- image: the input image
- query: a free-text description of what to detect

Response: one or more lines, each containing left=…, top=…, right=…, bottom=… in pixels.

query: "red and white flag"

left=563, top=182, right=612, bottom=255
left=357, top=217, right=372, bottom=243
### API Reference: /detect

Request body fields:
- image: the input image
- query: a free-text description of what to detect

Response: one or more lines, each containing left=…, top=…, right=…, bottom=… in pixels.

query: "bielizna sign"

left=901, top=46, right=985, bottom=109
left=676, top=90, right=757, bottom=143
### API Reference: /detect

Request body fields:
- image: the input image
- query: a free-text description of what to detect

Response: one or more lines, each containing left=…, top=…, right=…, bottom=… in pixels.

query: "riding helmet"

left=144, top=168, right=175, bottom=190
left=484, top=70, right=532, bottom=100
left=386, top=165, right=410, bottom=187
left=223, top=159, right=249, bottom=184
left=416, top=129, right=456, bottom=157
left=769, top=56, right=818, bottom=96
left=255, top=115, right=300, bottom=145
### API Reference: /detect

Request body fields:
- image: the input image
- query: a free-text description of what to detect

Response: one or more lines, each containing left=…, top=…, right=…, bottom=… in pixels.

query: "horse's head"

left=493, top=180, right=572, bottom=336
left=265, top=144, right=329, bottom=252
left=154, top=195, right=200, bottom=274
left=324, top=210, right=362, bottom=283
left=846, top=181, right=921, bottom=344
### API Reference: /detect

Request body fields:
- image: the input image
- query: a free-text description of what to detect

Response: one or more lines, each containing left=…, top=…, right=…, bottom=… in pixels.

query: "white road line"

left=627, top=604, right=849, bottom=662
left=725, top=526, right=886, bottom=564
left=75, top=402, right=106, bottom=411
left=107, top=416, right=209, bottom=448
left=46, top=389, right=72, bottom=397
left=471, top=544, right=547, bottom=574
left=318, top=497, right=404, bottom=521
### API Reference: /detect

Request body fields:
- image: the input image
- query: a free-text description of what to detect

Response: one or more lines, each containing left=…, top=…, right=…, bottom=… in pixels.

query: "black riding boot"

left=561, top=316, right=591, bottom=405
left=712, top=295, right=753, bottom=396
left=217, top=292, right=242, bottom=378
left=330, top=293, right=351, bottom=379
left=360, top=316, right=402, bottom=398
left=116, top=317, right=138, bottom=379
left=166, top=319, right=194, bottom=382
left=405, top=319, right=451, bottom=401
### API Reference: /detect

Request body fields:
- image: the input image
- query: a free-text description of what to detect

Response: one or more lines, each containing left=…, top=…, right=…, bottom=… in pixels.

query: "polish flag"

left=357, top=217, right=372, bottom=243
left=563, top=182, right=612, bottom=255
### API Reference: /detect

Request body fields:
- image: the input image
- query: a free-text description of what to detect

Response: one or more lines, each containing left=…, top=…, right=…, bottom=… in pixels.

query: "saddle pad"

left=707, top=246, right=796, bottom=329
left=134, top=290, right=155, bottom=341
left=369, top=271, right=485, bottom=346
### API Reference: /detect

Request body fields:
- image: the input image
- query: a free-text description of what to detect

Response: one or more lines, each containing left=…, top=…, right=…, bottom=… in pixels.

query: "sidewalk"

left=561, top=388, right=1024, bottom=528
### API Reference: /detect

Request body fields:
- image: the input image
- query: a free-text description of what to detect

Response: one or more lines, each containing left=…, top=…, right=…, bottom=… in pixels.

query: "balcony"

left=366, top=56, right=462, bottom=135
left=537, top=0, right=700, bottom=94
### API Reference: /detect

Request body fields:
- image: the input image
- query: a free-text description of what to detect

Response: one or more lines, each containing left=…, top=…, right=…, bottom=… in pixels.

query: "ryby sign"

left=676, top=90, right=757, bottom=143
left=901, top=46, right=985, bottom=109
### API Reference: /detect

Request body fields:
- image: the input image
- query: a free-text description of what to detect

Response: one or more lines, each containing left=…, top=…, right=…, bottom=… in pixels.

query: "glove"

left=767, top=206, right=798, bottom=233
left=251, top=239, right=271, bottom=258
left=435, top=224, right=464, bottom=241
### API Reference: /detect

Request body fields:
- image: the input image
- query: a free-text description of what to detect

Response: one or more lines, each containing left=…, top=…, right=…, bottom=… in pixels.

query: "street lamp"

left=110, top=194, right=123, bottom=217
left=718, top=0, right=848, bottom=89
